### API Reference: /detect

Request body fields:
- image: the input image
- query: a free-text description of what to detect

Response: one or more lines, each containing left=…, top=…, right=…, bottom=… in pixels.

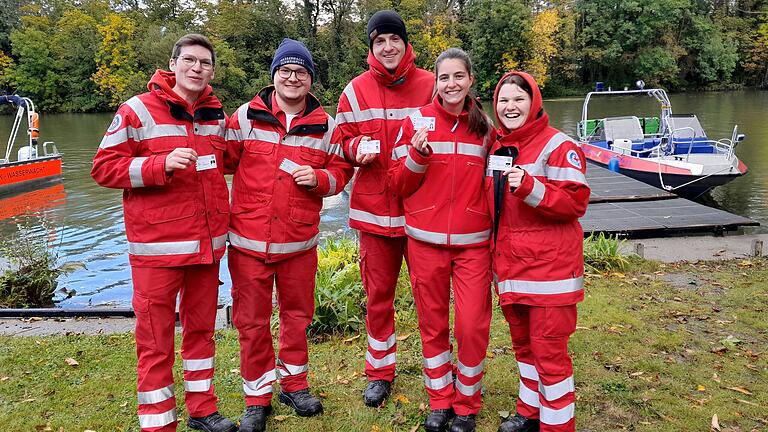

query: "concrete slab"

left=0, top=306, right=231, bottom=337
left=623, top=233, right=768, bottom=263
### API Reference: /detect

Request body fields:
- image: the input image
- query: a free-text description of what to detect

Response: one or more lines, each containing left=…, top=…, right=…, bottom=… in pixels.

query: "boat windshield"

left=603, top=116, right=644, bottom=142
left=667, top=115, right=706, bottom=139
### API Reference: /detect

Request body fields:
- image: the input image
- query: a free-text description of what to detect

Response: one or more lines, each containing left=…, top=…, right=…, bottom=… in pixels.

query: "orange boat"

left=0, top=95, right=62, bottom=197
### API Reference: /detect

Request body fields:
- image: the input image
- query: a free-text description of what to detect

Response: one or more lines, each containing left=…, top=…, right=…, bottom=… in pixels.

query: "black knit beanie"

left=367, top=10, right=408, bottom=48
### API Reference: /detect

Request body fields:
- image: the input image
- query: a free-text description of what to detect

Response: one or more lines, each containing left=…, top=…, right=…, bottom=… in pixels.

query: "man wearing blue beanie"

left=225, top=37, right=353, bottom=432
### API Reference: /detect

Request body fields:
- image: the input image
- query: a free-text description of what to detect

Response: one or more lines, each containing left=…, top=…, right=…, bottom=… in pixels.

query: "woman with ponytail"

left=488, top=72, right=590, bottom=432
left=390, top=47, right=493, bottom=432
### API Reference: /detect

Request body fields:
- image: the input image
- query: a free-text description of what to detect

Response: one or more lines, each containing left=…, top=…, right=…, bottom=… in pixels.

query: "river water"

left=1, top=90, right=766, bottom=308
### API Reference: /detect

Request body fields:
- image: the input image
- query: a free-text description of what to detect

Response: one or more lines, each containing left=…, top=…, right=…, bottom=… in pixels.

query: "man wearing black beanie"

left=335, top=9, right=434, bottom=410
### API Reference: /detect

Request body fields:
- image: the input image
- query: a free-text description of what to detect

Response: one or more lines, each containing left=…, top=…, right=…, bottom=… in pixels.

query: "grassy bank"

left=1, top=258, right=767, bottom=431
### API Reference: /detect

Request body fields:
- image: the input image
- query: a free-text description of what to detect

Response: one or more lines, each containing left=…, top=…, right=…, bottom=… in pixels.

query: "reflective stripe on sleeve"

left=368, top=333, right=396, bottom=351
left=100, top=128, right=128, bottom=149
left=243, top=369, right=276, bottom=396
left=423, top=350, right=451, bottom=369
left=129, top=240, right=200, bottom=256
left=137, top=384, right=174, bottom=405
left=349, top=208, right=405, bottom=228
left=320, top=169, right=337, bottom=196
left=182, top=357, right=214, bottom=371
left=523, top=177, right=546, bottom=207
left=547, top=166, right=588, bottom=185
left=138, top=408, right=177, bottom=428
left=539, top=376, right=574, bottom=402
left=423, top=371, right=453, bottom=390
left=391, top=145, right=409, bottom=160
left=517, top=132, right=572, bottom=177
left=184, top=378, right=212, bottom=393
left=124, top=97, right=187, bottom=141
left=365, top=351, right=396, bottom=368
left=129, top=157, right=147, bottom=188
left=498, top=277, right=584, bottom=296
left=540, top=402, right=575, bottom=425
left=405, top=153, right=427, bottom=173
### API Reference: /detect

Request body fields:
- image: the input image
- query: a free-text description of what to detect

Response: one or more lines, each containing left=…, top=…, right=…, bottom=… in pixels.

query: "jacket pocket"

left=298, top=146, right=325, bottom=166
left=353, top=169, right=386, bottom=195
left=289, top=206, right=320, bottom=226
left=148, top=140, right=179, bottom=154
left=144, top=204, right=197, bottom=225
left=359, top=120, right=382, bottom=135
left=506, top=237, right=557, bottom=262
left=245, top=140, right=275, bottom=155
left=408, top=205, right=435, bottom=216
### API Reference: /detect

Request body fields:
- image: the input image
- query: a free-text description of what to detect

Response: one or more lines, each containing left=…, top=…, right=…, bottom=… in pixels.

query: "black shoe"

left=188, top=411, right=237, bottom=432
left=278, top=389, right=323, bottom=417
left=425, top=408, right=455, bottom=432
left=498, top=414, right=540, bottom=432
left=451, top=414, right=476, bottom=432
left=239, top=405, right=271, bottom=432
left=363, top=380, right=392, bottom=407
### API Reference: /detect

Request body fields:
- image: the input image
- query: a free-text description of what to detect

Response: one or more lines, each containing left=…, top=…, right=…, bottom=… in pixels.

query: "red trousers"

left=407, top=239, right=492, bottom=415
left=359, top=232, right=407, bottom=382
left=502, top=304, right=577, bottom=432
left=132, top=263, right=221, bottom=432
left=229, top=246, right=317, bottom=406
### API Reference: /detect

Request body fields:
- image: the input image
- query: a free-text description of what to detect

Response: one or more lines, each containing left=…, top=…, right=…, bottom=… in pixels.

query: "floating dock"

left=581, top=165, right=758, bottom=238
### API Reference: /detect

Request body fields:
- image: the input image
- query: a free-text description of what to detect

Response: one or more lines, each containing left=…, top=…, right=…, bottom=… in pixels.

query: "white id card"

left=412, top=116, right=436, bottom=131
left=195, top=154, right=218, bottom=171
left=279, top=158, right=301, bottom=174
left=488, top=155, right=515, bottom=171
left=358, top=139, right=381, bottom=154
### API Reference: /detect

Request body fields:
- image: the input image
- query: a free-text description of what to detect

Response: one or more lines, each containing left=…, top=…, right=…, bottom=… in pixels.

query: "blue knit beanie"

left=270, top=38, right=316, bottom=83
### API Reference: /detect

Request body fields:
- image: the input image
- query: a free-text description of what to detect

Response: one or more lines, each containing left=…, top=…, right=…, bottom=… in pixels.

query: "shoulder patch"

left=566, top=149, right=582, bottom=169
left=107, top=114, right=122, bottom=133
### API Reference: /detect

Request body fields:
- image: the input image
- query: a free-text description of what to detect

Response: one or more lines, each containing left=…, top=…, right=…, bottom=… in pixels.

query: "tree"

left=92, top=13, right=146, bottom=107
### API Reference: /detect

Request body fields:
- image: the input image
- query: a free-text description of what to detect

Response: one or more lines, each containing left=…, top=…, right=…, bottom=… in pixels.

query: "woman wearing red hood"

left=488, top=72, right=590, bottom=432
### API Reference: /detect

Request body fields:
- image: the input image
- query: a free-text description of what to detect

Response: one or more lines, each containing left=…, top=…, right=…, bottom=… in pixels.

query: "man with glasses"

left=224, top=38, right=353, bottom=432
left=92, top=34, right=236, bottom=432
left=334, top=10, right=434, bottom=408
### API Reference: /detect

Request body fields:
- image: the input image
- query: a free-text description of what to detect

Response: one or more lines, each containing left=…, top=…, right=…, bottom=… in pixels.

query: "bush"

left=0, top=221, right=61, bottom=308
left=308, top=236, right=366, bottom=336
left=583, top=232, right=631, bottom=274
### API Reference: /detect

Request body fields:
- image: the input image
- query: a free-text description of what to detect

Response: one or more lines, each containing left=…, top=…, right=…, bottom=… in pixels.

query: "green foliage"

left=309, top=236, right=366, bottom=336
left=1, top=0, right=767, bottom=111
left=0, top=221, right=61, bottom=308
left=583, top=232, right=631, bottom=274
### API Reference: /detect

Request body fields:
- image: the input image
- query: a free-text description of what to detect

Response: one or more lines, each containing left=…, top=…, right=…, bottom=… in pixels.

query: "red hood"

left=493, top=71, right=543, bottom=136
left=367, top=44, right=418, bottom=86
left=147, top=69, right=221, bottom=110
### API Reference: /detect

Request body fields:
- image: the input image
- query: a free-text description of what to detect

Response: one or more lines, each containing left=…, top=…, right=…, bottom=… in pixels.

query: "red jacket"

left=487, top=71, right=590, bottom=307
left=225, top=86, right=353, bottom=262
left=91, top=70, right=229, bottom=267
left=390, top=96, right=492, bottom=248
left=335, top=44, right=434, bottom=236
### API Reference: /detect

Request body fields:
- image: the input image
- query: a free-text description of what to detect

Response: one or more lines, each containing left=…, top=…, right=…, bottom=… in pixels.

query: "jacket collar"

left=367, top=44, right=418, bottom=87
left=246, top=86, right=328, bottom=134
left=148, top=69, right=224, bottom=122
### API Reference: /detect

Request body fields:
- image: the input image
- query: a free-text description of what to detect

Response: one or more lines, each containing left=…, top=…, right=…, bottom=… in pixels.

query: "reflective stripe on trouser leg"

left=451, top=245, right=492, bottom=416
left=501, top=304, right=540, bottom=419
left=360, top=233, right=406, bottom=381
left=229, top=247, right=278, bottom=406
left=179, top=262, right=220, bottom=417
left=275, top=248, right=318, bottom=392
left=132, top=266, right=183, bottom=431
left=407, top=239, right=454, bottom=410
left=529, top=305, right=577, bottom=432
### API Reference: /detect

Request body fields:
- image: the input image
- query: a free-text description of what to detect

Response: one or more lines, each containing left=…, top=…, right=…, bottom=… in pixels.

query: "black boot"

left=363, top=380, right=392, bottom=407
left=188, top=411, right=237, bottom=432
left=451, top=414, right=476, bottom=432
left=498, top=414, right=540, bottom=432
left=424, top=408, right=455, bottom=432
left=239, top=405, right=271, bottom=432
left=278, top=389, right=323, bottom=417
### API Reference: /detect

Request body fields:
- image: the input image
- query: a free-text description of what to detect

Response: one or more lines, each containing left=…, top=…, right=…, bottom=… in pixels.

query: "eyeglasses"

left=277, top=67, right=310, bottom=81
left=175, top=54, right=214, bottom=71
